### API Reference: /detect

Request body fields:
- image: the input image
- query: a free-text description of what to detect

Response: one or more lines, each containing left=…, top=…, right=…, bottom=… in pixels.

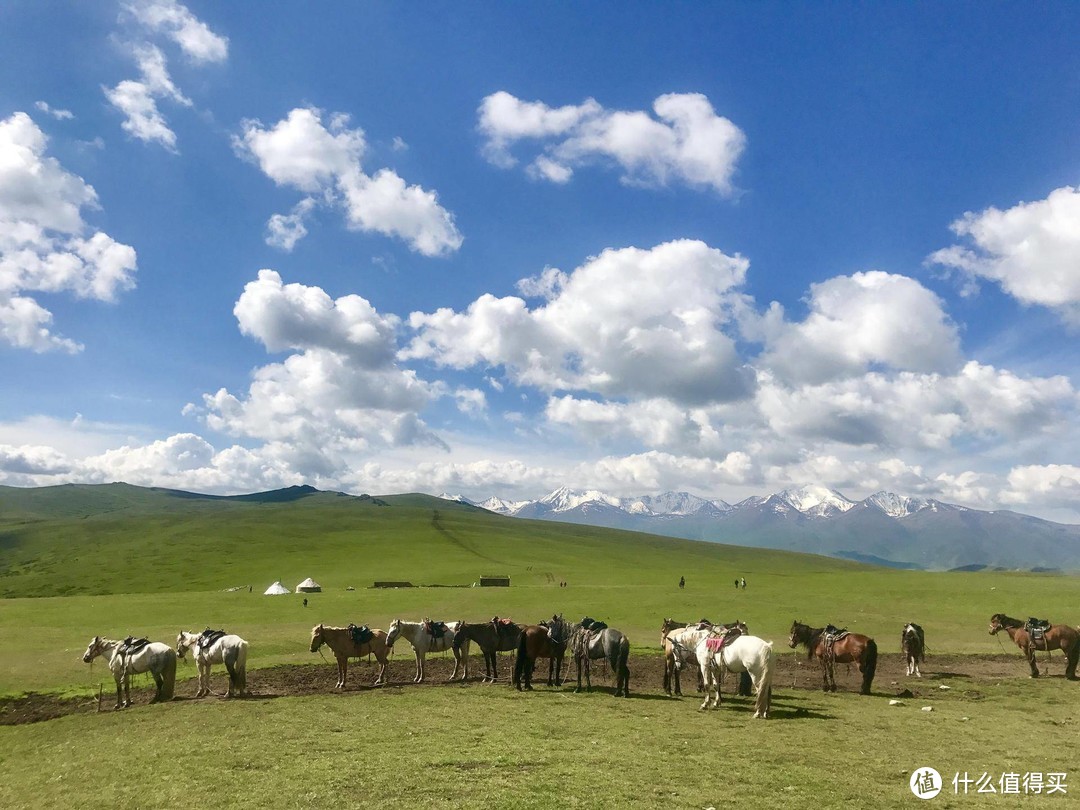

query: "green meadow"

left=1, top=485, right=1077, bottom=807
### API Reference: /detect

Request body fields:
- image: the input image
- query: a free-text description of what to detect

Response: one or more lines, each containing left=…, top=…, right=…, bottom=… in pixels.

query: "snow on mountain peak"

left=864, top=491, right=934, bottom=517
left=777, top=486, right=855, bottom=517
left=537, top=487, right=622, bottom=512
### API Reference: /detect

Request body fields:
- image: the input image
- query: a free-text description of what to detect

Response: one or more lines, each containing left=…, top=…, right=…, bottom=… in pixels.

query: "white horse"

left=694, top=631, right=774, bottom=718
left=176, top=630, right=249, bottom=697
left=82, top=635, right=177, bottom=708
left=385, top=619, right=469, bottom=683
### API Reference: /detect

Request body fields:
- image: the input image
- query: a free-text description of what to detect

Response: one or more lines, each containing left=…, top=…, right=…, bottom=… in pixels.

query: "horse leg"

left=1025, top=645, right=1040, bottom=678
left=150, top=669, right=164, bottom=703
left=414, top=652, right=422, bottom=683
left=340, top=656, right=348, bottom=689
left=698, top=661, right=712, bottom=711
left=821, top=660, right=831, bottom=692
left=114, top=675, right=124, bottom=709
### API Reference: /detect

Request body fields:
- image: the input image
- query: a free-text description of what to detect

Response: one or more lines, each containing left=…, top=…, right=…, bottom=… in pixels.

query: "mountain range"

left=439, top=485, right=1080, bottom=571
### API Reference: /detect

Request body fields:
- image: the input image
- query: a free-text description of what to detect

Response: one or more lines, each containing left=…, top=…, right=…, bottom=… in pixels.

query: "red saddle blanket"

left=705, top=636, right=727, bottom=653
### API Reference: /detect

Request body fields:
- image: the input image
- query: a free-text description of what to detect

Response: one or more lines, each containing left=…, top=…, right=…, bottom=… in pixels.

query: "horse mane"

left=993, top=614, right=1023, bottom=629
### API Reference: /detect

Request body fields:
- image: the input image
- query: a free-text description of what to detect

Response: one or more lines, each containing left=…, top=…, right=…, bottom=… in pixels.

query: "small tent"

left=264, top=581, right=290, bottom=595
left=296, top=577, right=322, bottom=593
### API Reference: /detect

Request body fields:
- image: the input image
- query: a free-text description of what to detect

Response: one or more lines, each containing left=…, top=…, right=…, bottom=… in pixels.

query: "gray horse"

left=568, top=618, right=630, bottom=697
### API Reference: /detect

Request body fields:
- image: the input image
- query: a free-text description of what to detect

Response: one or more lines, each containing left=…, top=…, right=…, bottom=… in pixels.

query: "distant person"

left=734, top=579, right=739, bottom=589
left=679, top=576, right=685, bottom=589
left=741, top=577, right=747, bottom=589
left=303, top=598, right=308, bottom=607
left=248, top=585, right=252, bottom=593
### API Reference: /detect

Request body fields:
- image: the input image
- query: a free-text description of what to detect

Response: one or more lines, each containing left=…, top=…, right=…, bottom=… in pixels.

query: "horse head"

left=385, top=619, right=402, bottom=647
left=309, top=624, right=325, bottom=653
left=175, top=631, right=193, bottom=660
left=988, top=613, right=1008, bottom=635
left=82, top=636, right=103, bottom=663
left=788, top=620, right=807, bottom=648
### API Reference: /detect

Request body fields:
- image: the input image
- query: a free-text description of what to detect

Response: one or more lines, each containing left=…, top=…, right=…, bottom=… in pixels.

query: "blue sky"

left=2, top=2, right=1080, bottom=521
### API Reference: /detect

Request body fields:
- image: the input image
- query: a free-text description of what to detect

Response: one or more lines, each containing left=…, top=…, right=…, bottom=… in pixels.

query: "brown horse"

left=661, top=618, right=751, bottom=697
left=452, top=619, right=522, bottom=682
left=309, top=624, right=391, bottom=689
left=513, top=614, right=570, bottom=691
left=988, top=614, right=1079, bottom=679
left=788, top=620, right=878, bottom=694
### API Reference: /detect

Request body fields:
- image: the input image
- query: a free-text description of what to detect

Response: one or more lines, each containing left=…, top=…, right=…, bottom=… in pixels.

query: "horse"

left=309, top=623, right=391, bottom=688
left=451, top=619, right=522, bottom=682
left=661, top=618, right=751, bottom=697
left=82, top=635, right=176, bottom=709
left=513, top=614, right=570, bottom=691
left=901, top=622, right=925, bottom=678
left=567, top=619, right=631, bottom=697
left=385, top=619, right=468, bottom=683
left=988, top=614, right=1080, bottom=679
left=175, top=630, right=249, bottom=698
left=693, top=629, right=774, bottom=718
left=788, top=620, right=878, bottom=694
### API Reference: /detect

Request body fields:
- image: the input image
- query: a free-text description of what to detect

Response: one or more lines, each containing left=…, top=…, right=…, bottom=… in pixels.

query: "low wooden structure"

left=479, top=575, right=511, bottom=587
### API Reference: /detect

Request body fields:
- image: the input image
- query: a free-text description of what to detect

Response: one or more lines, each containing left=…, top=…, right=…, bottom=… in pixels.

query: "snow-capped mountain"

left=437, top=485, right=1080, bottom=570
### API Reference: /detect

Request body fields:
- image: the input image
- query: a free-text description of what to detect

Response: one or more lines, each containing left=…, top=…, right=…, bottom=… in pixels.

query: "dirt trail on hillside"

left=0, top=651, right=1058, bottom=726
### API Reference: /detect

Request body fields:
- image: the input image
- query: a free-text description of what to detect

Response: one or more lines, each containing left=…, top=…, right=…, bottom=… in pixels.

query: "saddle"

left=824, top=624, right=848, bottom=640
left=119, top=636, right=150, bottom=656
left=423, top=619, right=449, bottom=639
left=198, top=628, right=227, bottom=650
left=348, top=624, right=374, bottom=645
left=1026, top=618, right=1051, bottom=640
left=697, top=618, right=713, bottom=629
left=491, top=616, right=514, bottom=628
left=580, top=617, right=608, bottom=633
left=705, top=625, right=743, bottom=653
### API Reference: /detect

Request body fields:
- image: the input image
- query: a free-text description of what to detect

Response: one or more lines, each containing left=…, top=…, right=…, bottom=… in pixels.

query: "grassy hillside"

left=0, top=483, right=867, bottom=598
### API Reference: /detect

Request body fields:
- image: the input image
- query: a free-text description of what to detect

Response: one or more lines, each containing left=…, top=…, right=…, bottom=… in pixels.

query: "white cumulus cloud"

left=236, top=107, right=462, bottom=256
left=929, top=186, right=1080, bottom=325
left=406, top=239, right=754, bottom=404
left=753, top=271, right=963, bottom=385
left=478, top=91, right=745, bottom=195
left=0, top=112, right=137, bottom=352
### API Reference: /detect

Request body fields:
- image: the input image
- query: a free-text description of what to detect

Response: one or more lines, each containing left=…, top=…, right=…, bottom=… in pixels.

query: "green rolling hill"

left=0, top=483, right=863, bottom=599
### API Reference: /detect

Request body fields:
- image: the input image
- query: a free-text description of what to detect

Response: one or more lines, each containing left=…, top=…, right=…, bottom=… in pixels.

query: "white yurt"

left=264, top=580, right=290, bottom=595
left=296, top=577, right=322, bottom=593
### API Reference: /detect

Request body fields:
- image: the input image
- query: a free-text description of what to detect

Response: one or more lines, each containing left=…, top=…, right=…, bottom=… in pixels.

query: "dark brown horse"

left=513, top=614, right=570, bottom=691
left=661, top=618, right=751, bottom=697
left=309, top=624, right=391, bottom=689
left=988, top=614, right=1079, bottom=679
left=452, top=619, right=522, bottom=682
left=788, top=620, right=878, bottom=694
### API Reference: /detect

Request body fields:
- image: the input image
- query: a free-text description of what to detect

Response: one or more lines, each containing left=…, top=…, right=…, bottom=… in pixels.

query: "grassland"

left=1, top=484, right=1078, bottom=807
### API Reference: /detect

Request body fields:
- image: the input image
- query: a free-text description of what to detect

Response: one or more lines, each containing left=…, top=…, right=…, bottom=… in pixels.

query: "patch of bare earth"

left=0, top=651, right=1065, bottom=725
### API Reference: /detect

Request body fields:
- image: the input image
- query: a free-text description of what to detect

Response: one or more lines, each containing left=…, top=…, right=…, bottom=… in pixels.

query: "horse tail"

left=161, top=650, right=177, bottom=701
left=618, top=635, right=631, bottom=695
left=513, top=631, right=527, bottom=686
left=861, top=638, right=878, bottom=695
left=235, top=639, right=249, bottom=693
left=754, top=642, right=773, bottom=717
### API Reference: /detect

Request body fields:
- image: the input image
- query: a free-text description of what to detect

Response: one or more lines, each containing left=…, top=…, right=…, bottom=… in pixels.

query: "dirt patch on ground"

left=0, top=651, right=1060, bottom=726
